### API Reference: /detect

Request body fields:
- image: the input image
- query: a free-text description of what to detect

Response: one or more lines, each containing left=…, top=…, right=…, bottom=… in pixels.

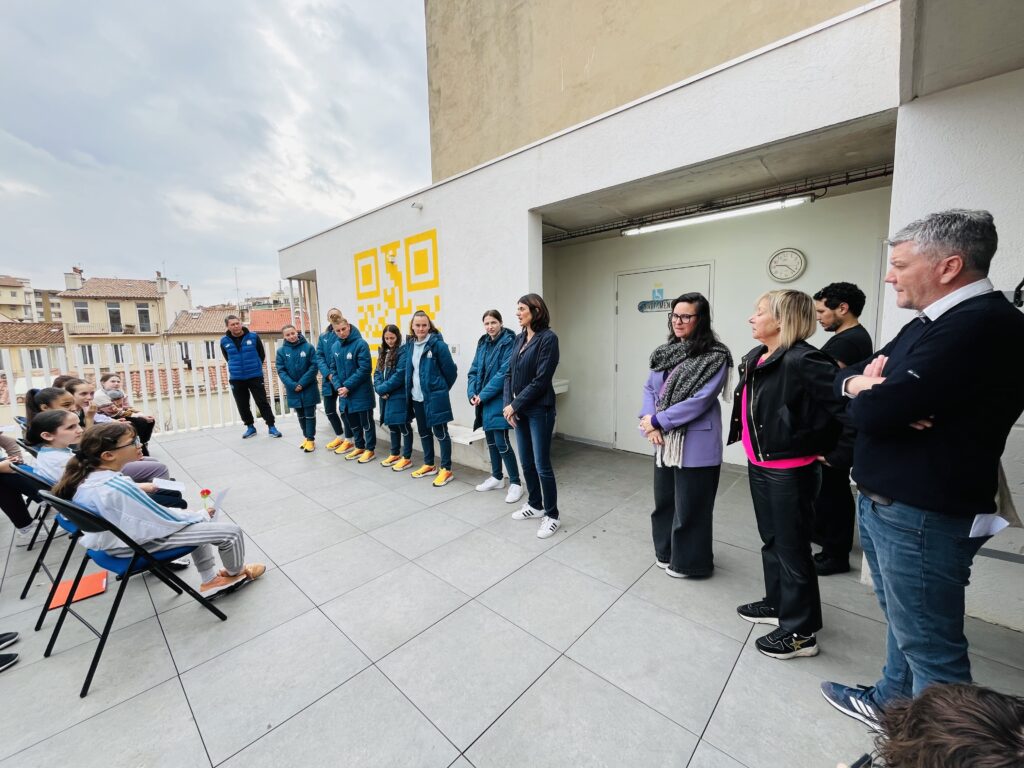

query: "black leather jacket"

left=727, top=340, right=847, bottom=463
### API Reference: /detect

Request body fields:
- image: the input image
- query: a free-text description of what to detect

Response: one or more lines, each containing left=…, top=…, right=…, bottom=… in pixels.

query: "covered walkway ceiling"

left=538, top=111, right=897, bottom=243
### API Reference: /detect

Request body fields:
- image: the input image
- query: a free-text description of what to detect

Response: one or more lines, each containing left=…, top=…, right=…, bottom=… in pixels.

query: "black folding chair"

left=38, top=491, right=228, bottom=698
left=9, top=462, right=55, bottom=551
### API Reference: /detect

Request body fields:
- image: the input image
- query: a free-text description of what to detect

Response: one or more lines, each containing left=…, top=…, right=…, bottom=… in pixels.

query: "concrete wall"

left=885, top=67, right=1024, bottom=630
left=545, top=185, right=892, bottom=461
left=424, top=0, right=867, bottom=180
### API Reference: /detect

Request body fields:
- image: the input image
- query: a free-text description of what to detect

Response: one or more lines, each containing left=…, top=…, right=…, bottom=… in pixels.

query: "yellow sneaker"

left=344, top=446, right=365, bottom=461
left=299, top=438, right=307, bottom=450
left=357, top=450, right=376, bottom=464
left=302, top=439, right=315, bottom=453
left=326, top=436, right=344, bottom=450
left=380, top=454, right=401, bottom=467
left=432, top=468, right=454, bottom=487
left=392, top=457, right=413, bottom=472
left=411, top=464, right=438, bottom=478
left=334, top=439, right=355, bottom=455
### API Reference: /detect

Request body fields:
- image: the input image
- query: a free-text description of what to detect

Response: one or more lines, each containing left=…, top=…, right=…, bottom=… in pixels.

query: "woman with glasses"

left=53, top=422, right=265, bottom=597
left=639, top=293, right=733, bottom=578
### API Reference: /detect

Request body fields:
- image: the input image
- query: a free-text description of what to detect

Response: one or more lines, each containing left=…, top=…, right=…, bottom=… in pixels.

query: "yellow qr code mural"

left=354, top=228, right=442, bottom=364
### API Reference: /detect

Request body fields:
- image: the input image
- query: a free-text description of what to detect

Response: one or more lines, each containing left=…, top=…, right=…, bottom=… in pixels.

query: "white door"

left=615, top=265, right=712, bottom=454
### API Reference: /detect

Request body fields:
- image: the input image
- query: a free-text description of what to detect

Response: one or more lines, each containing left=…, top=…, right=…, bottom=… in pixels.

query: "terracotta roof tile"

left=0, top=275, right=24, bottom=288
left=57, top=277, right=181, bottom=299
left=166, top=308, right=232, bottom=335
left=0, top=322, right=65, bottom=346
left=248, top=308, right=310, bottom=334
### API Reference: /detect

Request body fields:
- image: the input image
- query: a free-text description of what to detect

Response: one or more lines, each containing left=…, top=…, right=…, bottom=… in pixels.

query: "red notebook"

left=48, top=571, right=109, bottom=610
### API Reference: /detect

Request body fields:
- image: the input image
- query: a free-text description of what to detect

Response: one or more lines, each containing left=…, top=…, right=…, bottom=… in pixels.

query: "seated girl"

left=52, top=422, right=264, bottom=596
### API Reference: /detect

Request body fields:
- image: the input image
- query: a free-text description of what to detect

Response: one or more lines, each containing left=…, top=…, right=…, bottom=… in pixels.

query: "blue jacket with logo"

left=467, top=327, right=515, bottom=431
left=401, top=332, right=457, bottom=426
left=220, top=328, right=265, bottom=381
left=275, top=334, right=321, bottom=409
left=315, top=324, right=363, bottom=396
left=373, top=344, right=411, bottom=426
left=329, top=332, right=374, bottom=413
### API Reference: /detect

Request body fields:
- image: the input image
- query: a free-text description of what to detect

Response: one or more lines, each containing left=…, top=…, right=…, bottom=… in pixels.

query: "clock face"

left=767, top=248, right=806, bottom=283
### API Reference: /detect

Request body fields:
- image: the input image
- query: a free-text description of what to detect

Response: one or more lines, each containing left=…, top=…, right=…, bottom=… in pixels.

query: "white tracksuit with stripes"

left=73, top=470, right=244, bottom=581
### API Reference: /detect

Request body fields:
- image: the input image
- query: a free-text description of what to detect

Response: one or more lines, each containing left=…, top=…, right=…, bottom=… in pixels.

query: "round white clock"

left=767, top=248, right=807, bottom=283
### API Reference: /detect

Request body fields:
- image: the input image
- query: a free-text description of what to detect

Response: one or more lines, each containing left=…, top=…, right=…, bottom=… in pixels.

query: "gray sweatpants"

left=106, top=520, right=245, bottom=580
left=122, top=457, right=171, bottom=483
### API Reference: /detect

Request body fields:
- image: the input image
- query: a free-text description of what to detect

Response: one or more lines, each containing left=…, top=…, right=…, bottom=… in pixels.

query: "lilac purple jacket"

left=639, top=365, right=727, bottom=467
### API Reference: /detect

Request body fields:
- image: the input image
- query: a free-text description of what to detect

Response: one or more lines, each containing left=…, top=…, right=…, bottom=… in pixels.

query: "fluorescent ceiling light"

left=621, top=195, right=814, bottom=236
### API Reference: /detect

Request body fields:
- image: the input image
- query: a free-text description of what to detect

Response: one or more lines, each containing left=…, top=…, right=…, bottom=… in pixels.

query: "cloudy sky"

left=0, top=0, right=431, bottom=306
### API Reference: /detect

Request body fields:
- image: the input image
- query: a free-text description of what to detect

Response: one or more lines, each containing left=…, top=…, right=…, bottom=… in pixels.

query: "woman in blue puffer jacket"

left=373, top=324, right=413, bottom=471
left=314, top=308, right=357, bottom=453
left=275, top=324, right=321, bottom=452
left=468, top=310, right=522, bottom=504
left=328, top=318, right=376, bottom=463
left=400, top=310, right=457, bottom=487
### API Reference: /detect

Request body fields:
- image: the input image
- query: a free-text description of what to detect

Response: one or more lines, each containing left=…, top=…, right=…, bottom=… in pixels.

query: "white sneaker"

left=536, top=516, right=561, bottom=539
left=505, top=483, right=524, bottom=504
left=14, top=526, right=34, bottom=547
left=475, top=476, right=505, bottom=492
left=512, top=503, right=544, bottom=521
left=656, top=560, right=669, bottom=569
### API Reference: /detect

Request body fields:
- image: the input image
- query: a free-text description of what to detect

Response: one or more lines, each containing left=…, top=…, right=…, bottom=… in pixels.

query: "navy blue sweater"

left=838, top=292, right=1024, bottom=517
left=504, top=328, right=559, bottom=411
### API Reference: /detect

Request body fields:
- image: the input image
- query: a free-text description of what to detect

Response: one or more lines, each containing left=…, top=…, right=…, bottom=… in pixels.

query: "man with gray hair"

left=820, top=209, right=1024, bottom=727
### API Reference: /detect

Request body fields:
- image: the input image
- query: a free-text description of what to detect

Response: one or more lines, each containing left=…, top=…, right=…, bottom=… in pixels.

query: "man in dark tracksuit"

left=220, top=314, right=281, bottom=439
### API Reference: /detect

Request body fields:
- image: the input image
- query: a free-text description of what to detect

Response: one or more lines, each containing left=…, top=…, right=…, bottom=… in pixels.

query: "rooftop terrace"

left=1, top=420, right=1021, bottom=767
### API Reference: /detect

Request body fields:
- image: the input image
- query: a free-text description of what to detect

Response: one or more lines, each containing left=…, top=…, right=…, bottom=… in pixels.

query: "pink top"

left=740, top=358, right=816, bottom=469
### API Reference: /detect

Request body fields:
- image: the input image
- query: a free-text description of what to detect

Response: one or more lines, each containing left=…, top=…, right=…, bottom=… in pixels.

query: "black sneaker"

left=815, top=554, right=851, bottom=576
left=820, top=681, right=883, bottom=730
left=755, top=627, right=819, bottom=659
left=736, top=600, right=779, bottom=626
left=0, top=653, right=17, bottom=674
left=0, top=632, right=17, bottom=651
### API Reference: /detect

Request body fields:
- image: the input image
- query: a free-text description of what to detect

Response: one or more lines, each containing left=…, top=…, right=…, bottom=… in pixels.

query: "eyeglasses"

left=110, top=437, right=141, bottom=451
left=669, top=313, right=697, bottom=324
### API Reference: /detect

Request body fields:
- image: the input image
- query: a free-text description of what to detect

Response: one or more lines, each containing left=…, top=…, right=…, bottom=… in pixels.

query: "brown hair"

left=52, top=375, right=78, bottom=389
left=517, top=293, right=551, bottom=332
left=326, top=308, right=343, bottom=325
left=407, top=310, right=438, bottom=341
left=482, top=309, right=503, bottom=323
left=53, top=422, right=135, bottom=500
left=64, top=378, right=91, bottom=395
left=876, top=683, right=1024, bottom=768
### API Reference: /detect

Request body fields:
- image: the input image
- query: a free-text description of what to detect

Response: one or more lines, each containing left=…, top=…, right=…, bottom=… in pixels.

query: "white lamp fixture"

left=621, top=195, right=814, bottom=237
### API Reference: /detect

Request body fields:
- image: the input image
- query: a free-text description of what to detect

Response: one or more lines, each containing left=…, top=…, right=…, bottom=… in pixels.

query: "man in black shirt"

left=811, top=282, right=873, bottom=575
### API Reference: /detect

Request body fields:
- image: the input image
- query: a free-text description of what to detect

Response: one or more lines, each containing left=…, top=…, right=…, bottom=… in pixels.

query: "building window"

left=204, top=340, right=217, bottom=359
left=142, top=343, right=154, bottom=363
left=107, top=302, right=123, bottom=333
left=80, top=344, right=95, bottom=365
left=74, top=301, right=89, bottom=323
left=136, top=303, right=152, bottom=332
left=9, top=291, right=16, bottom=298
left=112, top=344, right=127, bottom=364
left=178, top=341, right=191, bottom=361
left=28, top=349, right=44, bottom=368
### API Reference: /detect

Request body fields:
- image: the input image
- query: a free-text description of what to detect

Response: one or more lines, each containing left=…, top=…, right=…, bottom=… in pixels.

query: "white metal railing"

left=1, top=339, right=298, bottom=434
left=67, top=322, right=161, bottom=335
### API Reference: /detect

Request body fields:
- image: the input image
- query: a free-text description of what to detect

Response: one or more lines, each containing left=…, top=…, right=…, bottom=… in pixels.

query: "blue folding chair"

left=38, top=491, right=228, bottom=698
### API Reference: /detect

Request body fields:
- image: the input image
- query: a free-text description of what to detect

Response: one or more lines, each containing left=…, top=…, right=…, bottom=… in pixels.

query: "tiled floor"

left=1, top=420, right=1022, bottom=767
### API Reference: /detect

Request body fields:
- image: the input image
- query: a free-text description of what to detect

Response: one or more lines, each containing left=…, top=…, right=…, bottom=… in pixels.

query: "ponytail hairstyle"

left=326, top=308, right=343, bottom=328
left=53, top=422, right=135, bottom=500
left=26, top=409, right=73, bottom=447
left=378, top=324, right=402, bottom=371
left=26, top=387, right=70, bottom=422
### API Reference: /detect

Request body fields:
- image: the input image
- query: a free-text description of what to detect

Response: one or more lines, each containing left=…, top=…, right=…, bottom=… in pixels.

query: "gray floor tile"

left=331, top=490, right=426, bottom=532
left=686, top=741, right=748, bottom=768
left=965, top=615, right=1024, bottom=671
left=545, top=517, right=656, bottom=590
left=396, top=476, right=475, bottom=507
left=702, top=646, right=874, bottom=768
left=369, top=509, right=475, bottom=560
left=182, top=609, right=369, bottom=764
left=378, top=602, right=559, bottom=749
left=0, top=679, right=211, bottom=768
left=431, top=489, right=514, bottom=526
left=478, top=555, right=622, bottom=650
left=970, top=652, right=1024, bottom=696
left=221, top=493, right=326, bottom=534
left=283, top=463, right=357, bottom=489
left=301, top=474, right=386, bottom=508
left=321, top=562, right=470, bottom=660
left=283, top=533, right=408, bottom=605
left=567, top=595, right=742, bottom=734
left=159, top=567, right=315, bottom=670
left=415, top=529, right=536, bottom=596
left=0, top=618, right=178, bottom=760
left=481, top=511, right=582, bottom=551
left=220, top=666, right=458, bottom=768
left=467, top=657, right=698, bottom=767
left=252, top=510, right=362, bottom=564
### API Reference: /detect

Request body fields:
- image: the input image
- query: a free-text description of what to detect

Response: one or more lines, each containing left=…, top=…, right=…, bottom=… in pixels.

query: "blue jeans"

left=389, top=423, right=413, bottom=458
left=323, top=393, right=352, bottom=438
left=293, top=405, right=317, bottom=439
left=858, top=493, right=988, bottom=706
left=485, top=428, right=520, bottom=485
left=514, top=406, right=557, bottom=518
left=347, top=410, right=376, bottom=451
left=412, top=400, right=451, bottom=469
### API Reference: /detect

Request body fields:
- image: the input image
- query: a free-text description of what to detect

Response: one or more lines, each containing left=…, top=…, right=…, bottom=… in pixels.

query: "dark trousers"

left=515, top=405, right=558, bottom=518
left=128, top=415, right=155, bottom=455
left=347, top=410, right=376, bottom=451
left=230, top=378, right=275, bottom=427
left=293, top=405, right=317, bottom=440
left=151, top=490, right=188, bottom=509
left=388, top=423, right=413, bottom=458
left=412, top=400, right=452, bottom=469
left=651, top=463, right=720, bottom=575
left=323, top=393, right=349, bottom=437
left=812, top=462, right=855, bottom=561
left=748, top=462, right=823, bottom=635
left=485, top=429, right=520, bottom=485
left=0, top=474, right=34, bottom=529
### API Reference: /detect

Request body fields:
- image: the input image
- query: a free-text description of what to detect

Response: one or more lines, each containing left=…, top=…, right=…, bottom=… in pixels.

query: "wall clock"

left=767, top=248, right=807, bottom=283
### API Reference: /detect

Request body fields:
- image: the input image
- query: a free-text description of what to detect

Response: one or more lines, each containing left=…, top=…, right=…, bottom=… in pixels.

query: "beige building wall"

left=0, top=285, right=30, bottom=320
left=425, top=0, right=866, bottom=180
